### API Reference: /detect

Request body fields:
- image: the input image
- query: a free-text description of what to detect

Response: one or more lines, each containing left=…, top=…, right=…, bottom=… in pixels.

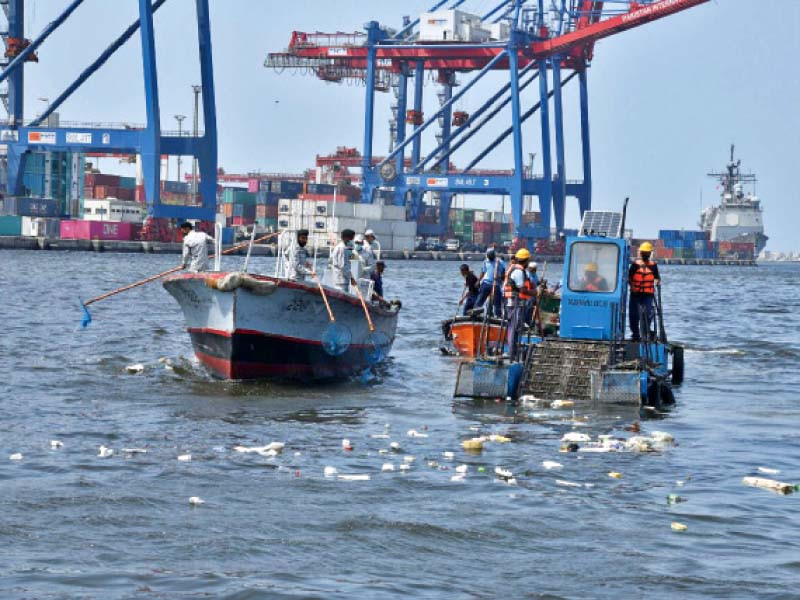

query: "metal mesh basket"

left=590, top=369, right=641, bottom=405
left=454, top=360, right=509, bottom=399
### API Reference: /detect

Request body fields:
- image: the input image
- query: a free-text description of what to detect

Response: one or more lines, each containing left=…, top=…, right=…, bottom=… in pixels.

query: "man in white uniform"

left=180, top=222, right=214, bottom=272
left=360, top=229, right=378, bottom=275
left=330, top=228, right=356, bottom=293
left=284, top=228, right=313, bottom=282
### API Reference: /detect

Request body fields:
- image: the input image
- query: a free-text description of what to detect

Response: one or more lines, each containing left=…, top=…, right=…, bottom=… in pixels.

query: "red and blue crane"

left=267, top=0, right=710, bottom=239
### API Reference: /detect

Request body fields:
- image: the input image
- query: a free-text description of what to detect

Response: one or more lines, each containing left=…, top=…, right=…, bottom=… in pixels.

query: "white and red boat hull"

left=163, top=272, right=399, bottom=380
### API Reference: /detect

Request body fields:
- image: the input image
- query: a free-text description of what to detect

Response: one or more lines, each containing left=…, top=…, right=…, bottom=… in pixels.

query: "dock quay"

left=0, top=236, right=758, bottom=266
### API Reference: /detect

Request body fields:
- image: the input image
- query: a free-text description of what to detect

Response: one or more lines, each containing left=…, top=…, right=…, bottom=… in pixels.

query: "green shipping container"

left=0, top=215, right=22, bottom=236
left=119, top=176, right=137, bottom=190
left=223, top=189, right=257, bottom=206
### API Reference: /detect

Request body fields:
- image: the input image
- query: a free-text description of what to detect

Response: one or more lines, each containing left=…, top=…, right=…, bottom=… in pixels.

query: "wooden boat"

left=163, top=271, right=399, bottom=380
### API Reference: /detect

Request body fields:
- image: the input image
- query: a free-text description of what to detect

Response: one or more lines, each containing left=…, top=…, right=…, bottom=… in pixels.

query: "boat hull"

left=163, top=273, right=399, bottom=380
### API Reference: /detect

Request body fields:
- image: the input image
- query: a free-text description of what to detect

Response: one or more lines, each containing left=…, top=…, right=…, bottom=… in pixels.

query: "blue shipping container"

left=10, top=197, right=60, bottom=217
left=221, top=227, right=234, bottom=244
left=163, top=180, right=189, bottom=194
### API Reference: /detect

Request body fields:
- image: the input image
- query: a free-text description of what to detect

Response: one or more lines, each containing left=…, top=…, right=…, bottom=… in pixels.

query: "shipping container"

left=163, top=180, right=189, bottom=194
left=7, top=197, right=61, bottom=217
left=118, top=176, right=137, bottom=190
left=60, top=220, right=136, bottom=241
left=270, top=180, right=304, bottom=196
left=0, top=215, right=22, bottom=236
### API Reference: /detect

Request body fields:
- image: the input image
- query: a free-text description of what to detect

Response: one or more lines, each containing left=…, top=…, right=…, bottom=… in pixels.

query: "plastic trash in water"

left=177, top=454, right=192, bottom=462
left=608, top=471, right=623, bottom=479
left=488, top=434, right=511, bottom=443
left=399, top=464, right=411, bottom=471
left=341, top=439, right=353, bottom=451
left=442, top=451, right=455, bottom=460
left=337, top=474, right=370, bottom=481
left=742, top=476, right=797, bottom=495
left=495, top=466, right=513, bottom=480
left=651, top=431, right=675, bottom=444
left=455, top=464, right=468, bottom=474
left=461, top=438, right=484, bottom=452
left=323, top=466, right=338, bottom=478
left=370, top=433, right=390, bottom=439
left=555, top=479, right=583, bottom=488
left=125, top=364, right=145, bottom=374
left=407, top=429, right=428, bottom=438
left=389, top=442, right=401, bottom=452
left=381, top=463, right=395, bottom=472
left=667, top=494, right=686, bottom=505
left=9, top=453, right=22, bottom=461
left=551, top=400, right=575, bottom=409
left=189, top=496, right=205, bottom=506
left=50, top=440, right=63, bottom=449
left=451, top=474, right=466, bottom=482
left=624, top=436, right=654, bottom=452
left=378, top=449, right=389, bottom=454
left=758, top=467, right=781, bottom=475
left=122, top=448, right=148, bottom=455
left=670, top=522, right=687, bottom=532
left=98, top=445, right=113, bottom=458
left=234, top=442, right=285, bottom=456
left=542, top=460, right=562, bottom=470
left=561, top=432, right=591, bottom=443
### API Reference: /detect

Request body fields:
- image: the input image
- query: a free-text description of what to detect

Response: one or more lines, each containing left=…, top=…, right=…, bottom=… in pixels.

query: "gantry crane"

left=0, top=0, right=218, bottom=225
left=266, top=0, right=710, bottom=239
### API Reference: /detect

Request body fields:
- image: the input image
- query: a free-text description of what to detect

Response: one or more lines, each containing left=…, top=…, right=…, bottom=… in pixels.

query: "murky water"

left=1, top=250, right=799, bottom=599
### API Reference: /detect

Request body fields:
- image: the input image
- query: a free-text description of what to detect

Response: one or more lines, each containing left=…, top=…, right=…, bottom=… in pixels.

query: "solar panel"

left=579, top=211, right=623, bottom=238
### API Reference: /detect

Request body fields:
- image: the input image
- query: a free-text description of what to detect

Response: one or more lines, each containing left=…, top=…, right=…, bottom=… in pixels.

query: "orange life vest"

left=504, top=264, right=534, bottom=301
left=584, top=277, right=603, bottom=292
left=630, top=259, right=656, bottom=294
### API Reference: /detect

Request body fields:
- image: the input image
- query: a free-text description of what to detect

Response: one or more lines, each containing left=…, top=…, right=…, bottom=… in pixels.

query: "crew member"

left=503, top=248, right=534, bottom=360
left=525, top=262, right=540, bottom=324
left=284, top=228, right=312, bottom=282
left=628, top=241, right=661, bottom=341
left=362, top=229, right=378, bottom=273
left=180, top=222, right=214, bottom=272
left=459, top=263, right=479, bottom=315
left=370, top=260, right=386, bottom=304
left=475, top=247, right=506, bottom=318
left=331, top=228, right=357, bottom=294
left=579, top=262, right=609, bottom=292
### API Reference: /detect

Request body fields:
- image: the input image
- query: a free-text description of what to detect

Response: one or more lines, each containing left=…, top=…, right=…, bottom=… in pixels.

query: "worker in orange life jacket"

left=628, top=241, right=661, bottom=341
left=504, top=248, right=534, bottom=360
left=579, top=262, right=609, bottom=292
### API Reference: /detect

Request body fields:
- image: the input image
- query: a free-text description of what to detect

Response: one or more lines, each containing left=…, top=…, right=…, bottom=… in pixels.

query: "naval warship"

left=700, top=145, right=768, bottom=253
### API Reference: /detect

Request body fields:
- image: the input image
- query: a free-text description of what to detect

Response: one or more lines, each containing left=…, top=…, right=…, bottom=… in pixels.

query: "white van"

left=445, top=238, right=460, bottom=252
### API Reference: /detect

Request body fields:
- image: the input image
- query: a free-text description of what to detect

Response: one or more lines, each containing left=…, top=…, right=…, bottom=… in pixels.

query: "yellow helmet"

left=585, top=262, right=598, bottom=272
left=640, top=242, right=653, bottom=253
left=515, top=248, right=531, bottom=261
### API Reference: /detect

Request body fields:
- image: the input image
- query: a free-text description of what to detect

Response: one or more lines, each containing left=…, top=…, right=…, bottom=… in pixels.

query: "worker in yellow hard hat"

left=579, top=261, right=609, bottom=292
left=503, top=247, right=534, bottom=359
left=628, top=241, right=661, bottom=341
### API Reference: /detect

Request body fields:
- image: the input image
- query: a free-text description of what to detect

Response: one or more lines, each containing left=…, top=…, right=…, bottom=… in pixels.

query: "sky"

left=18, top=0, right=800, bottom=251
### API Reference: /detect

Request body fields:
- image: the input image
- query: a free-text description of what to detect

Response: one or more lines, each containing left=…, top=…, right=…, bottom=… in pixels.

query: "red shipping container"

left=60, top=220, right=134, bottom=241
left=94, top=185, right=106, bottom=199
left=85, top=174, right=121, bottom=187
left=265, top=204, right=278, bottom=218
left=247, top=178, right=260, bottom=193
left=116, top=187, right=134, bottom=201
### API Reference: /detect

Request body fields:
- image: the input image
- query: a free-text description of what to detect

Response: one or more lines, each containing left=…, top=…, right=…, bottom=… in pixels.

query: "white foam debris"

left=555, top=479, right=583, bottom=488
left=381, top=463, right=395, bottom=472
left=399, top=464, right=411, bottom=471
left=9, top=453, right=22, bottom=461
left=758, top=467, right=781, bottom=475
left=455, top=464, right=468, bottom=474
left=403, top=455, right=415, bottom=463
left=177, top=454, right=192, bottom=462
left=561, top=432, right=591, bottom=443
left=122, top=448, right=147, bottom=454
left=323, top=466, right=338, bottom=478
left=97, top=445, right=114, bottom=458
left=494, top=466, right=513, bottom=480
left=337, top=474, right=370, bottom=481
left=50, top=440, right=63, bottom=449
left=370, top=433, right=390, bottom=439
left=233, top=442, right=285, bottom=456
left=125, top=363, right=145, bottom=374
left=542, top=460, right=562, bottom=470
left=188, top=496, right=205, bottom=506
left=451, top=474, right=466, bottom=482
left=406, top=429, right=428, bottom=438
left=442, top=451, right=455, bottom=460
left=624, top=436, right=654, bottom=452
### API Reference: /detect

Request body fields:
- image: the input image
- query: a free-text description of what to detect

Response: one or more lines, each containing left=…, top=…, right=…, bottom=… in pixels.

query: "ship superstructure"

left=700, top=146, right=767, bottom=253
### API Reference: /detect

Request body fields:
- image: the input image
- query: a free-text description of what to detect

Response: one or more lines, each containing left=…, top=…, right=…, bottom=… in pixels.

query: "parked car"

left=445, top=238, right=460, bottom=252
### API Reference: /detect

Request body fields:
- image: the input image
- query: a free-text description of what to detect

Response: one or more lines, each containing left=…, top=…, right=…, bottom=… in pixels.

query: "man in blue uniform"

left=475, top=247, right=505, bottom=318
